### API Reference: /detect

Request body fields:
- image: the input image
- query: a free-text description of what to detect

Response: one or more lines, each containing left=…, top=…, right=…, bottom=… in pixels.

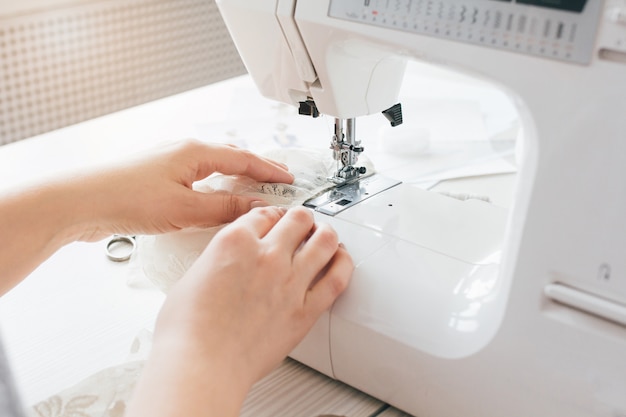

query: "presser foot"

left=304, top=173, right=401, bottom=216
left=328, top=165, right=367, bottom=185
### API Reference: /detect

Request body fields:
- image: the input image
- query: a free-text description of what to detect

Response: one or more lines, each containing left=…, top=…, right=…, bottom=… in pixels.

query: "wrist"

left=128, top=332, right=251, bottom=417
left=0, top=180, right=87, bottom=293
left=47, top=172, right=123, bottom=243
left=43, top=179, right=101, bottom=244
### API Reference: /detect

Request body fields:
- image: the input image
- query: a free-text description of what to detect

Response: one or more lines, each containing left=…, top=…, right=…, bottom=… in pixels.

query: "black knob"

left=382, top=103, right=403, bottom=127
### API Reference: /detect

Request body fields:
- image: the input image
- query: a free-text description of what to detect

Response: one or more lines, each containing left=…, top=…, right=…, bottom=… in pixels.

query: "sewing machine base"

left=303, top=174, right=401, bottom=216
left=292, top=182, right=516, bottom=412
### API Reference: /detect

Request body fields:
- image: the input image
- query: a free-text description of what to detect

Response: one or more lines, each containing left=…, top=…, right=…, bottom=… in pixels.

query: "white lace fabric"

left=138, top=147, right=374, bottom=293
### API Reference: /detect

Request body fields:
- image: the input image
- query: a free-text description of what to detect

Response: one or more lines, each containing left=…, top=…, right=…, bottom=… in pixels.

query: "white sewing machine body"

left=216, top=1, right=626, bottom=416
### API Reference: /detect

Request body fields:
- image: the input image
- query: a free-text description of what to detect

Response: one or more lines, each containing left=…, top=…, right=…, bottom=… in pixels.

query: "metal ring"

left=106, top=235, right=136, bottom=262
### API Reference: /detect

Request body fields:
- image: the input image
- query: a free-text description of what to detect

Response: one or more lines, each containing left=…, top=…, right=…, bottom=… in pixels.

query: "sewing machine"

left=216, top=1, right=626, bottom=416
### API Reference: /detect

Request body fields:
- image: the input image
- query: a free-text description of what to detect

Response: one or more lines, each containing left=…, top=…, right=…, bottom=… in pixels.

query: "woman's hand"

left=0, top=139, right=294, bottom=293
left=127, top=206, right=354, bottom=417
left=71, top=139, right=295, bottom=241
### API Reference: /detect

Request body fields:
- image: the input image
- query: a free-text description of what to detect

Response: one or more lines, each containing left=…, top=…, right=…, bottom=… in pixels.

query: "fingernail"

left=250, top=200, right=269, bottom=209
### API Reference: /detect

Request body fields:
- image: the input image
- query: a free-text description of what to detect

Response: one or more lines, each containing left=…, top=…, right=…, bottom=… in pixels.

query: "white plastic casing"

left=217, top=1, right=626, bottom=416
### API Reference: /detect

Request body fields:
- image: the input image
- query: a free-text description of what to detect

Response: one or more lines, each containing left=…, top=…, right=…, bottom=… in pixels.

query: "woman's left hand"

left=0, top=139, right=294, bottom=292
left=70, top=139, right=295, bottom=241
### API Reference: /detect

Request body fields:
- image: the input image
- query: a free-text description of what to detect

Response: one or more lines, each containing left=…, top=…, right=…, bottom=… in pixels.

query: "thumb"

left=191, top=192, right=268, bottom=227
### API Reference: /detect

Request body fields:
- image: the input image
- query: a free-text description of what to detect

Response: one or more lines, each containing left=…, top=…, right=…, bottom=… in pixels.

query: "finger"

left=304, top=246, right=354, bottom=315
left=194, top=144, right=294, bottom=184
left=293, top=222, right=340, bottom=281
left=264, top=206, right=316, bottom=254
left=225, top=205, right=287, bottom=239
left=222, top=143, right=289, bottom=171
left=263, top=158, right=290, bottom=174
left=189, top=191, right=281, bottom=229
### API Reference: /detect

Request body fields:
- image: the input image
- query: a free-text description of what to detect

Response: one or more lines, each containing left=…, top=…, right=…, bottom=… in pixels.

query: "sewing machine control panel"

left=329, top=0, right=603, bottom=64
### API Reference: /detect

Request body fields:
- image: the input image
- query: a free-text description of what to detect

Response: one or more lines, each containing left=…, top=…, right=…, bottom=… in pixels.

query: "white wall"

left=0, top=0, right=246, bottom=145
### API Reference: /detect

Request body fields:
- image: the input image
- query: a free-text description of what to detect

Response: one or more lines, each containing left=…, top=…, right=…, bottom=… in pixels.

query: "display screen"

left=515, top=0, right=587, bottom=13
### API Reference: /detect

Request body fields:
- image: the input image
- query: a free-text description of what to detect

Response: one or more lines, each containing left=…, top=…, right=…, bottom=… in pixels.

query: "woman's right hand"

left=127, top=206, right=354, bottom=417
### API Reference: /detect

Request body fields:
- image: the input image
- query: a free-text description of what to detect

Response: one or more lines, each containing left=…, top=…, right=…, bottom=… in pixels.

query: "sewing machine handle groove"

left=298, top=100, right=320, bottom=118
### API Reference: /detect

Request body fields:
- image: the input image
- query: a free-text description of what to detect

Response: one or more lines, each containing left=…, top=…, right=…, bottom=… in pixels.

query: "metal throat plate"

left=304, top=174, right=401, bottom=216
